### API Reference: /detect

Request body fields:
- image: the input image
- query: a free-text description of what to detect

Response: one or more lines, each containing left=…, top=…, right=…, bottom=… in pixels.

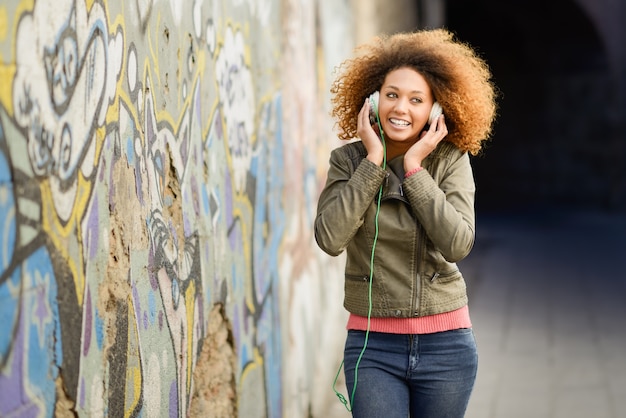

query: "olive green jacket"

left=314, top=140, right=475, bottom=318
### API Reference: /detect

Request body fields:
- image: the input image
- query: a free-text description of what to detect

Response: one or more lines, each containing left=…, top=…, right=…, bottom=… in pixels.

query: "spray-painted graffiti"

left=0, top=0, right=284, bottom=416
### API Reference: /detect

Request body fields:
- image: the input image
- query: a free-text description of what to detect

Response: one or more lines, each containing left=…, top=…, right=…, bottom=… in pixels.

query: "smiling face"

left=377, top=67, right=435, bottom=147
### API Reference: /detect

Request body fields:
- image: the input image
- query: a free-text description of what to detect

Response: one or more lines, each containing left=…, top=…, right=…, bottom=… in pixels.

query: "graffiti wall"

left=0, top=0, right=353, bottom=416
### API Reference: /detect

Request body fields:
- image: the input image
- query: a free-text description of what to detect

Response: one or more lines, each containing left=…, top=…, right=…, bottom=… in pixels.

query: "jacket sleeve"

left=402, top=150, right=476, bottom=263
left=314, top=147, right=387, bottom=256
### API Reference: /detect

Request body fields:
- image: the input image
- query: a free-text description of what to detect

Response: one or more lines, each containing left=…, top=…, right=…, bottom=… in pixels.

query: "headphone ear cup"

left=428, top=102, right=443, bottom=125
left=369, top=91, right=380, bottom=124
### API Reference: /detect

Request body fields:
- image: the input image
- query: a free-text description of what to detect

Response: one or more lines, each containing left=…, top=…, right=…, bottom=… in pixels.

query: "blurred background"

left=355, top=0, right=626, bottom=214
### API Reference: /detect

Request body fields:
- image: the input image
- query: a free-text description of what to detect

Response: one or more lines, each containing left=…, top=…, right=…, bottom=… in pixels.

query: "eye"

left=411, top=97, right=424, bottom=104
left=386, top=92, right=398, bottom=99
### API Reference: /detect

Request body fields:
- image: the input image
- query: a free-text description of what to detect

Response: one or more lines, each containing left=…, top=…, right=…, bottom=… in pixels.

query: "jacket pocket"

left=429, top=269, right=460, bottom=283
left=345, top=273, right=371, bottom=282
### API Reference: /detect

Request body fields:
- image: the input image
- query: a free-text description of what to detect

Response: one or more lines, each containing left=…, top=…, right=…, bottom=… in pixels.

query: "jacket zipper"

left=411, top=225, right=423, bottom=316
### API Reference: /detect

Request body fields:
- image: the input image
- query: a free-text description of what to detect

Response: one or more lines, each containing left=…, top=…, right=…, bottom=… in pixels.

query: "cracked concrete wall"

left=0, top=0, right=355, bottom=417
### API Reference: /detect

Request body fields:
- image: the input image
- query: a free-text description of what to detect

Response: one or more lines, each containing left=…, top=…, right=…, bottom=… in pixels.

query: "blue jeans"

left=343, top=328, right=478, bottom=418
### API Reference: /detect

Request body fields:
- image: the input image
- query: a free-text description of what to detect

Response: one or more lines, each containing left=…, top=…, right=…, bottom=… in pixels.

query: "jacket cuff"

left=351, top=158, right=387, bottom=195
left=402, top=168, right=438, bottom=207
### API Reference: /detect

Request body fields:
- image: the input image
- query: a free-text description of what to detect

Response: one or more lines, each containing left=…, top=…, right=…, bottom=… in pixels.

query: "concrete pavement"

left=462, top=208, right=626, bottom=418
left=320, top=208, right=626, bottom=418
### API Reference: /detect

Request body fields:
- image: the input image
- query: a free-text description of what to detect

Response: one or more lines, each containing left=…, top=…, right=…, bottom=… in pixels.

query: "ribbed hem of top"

left=346, top=305, right=471, bottom=334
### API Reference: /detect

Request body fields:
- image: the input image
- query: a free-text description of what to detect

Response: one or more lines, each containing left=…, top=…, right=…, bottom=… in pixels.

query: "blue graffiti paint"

left=0, top=124, right=16, bottom=272
left=148, top=289, right=157, bottom=326
left=95, top=307, right=105, bottom=350
left=126, top=136, right=135, bottom=166
left=0, top=267, right=19, bottom=362
left=0, top=247, right=61, bottom=418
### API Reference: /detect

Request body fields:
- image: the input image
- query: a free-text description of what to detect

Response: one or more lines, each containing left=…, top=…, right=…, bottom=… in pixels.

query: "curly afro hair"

left=330, top=28, right=498, bottom=155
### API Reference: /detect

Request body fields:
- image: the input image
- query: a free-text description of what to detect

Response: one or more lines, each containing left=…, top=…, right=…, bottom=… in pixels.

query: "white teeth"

left=390, top=118, right=409, bottom=126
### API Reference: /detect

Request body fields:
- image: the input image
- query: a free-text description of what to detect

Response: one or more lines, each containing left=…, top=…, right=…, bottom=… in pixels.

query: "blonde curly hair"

left=330, top=28, right=498, bottom=155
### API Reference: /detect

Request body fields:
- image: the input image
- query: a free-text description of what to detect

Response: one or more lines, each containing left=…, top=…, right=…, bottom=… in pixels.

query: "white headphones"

left=428, top=101, right=443, bottom=125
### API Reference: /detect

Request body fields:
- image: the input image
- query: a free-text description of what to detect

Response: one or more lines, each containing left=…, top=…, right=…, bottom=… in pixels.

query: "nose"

left=392, top=97, right=409, bottom=113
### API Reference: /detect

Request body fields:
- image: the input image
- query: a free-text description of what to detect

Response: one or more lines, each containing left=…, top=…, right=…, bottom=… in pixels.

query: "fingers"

left=358, top=99, right=378, bottom=136
left=357, top=100, right=372, bottom=137
left=436, top=114, right=448, bottom=136
left=429, top=114, right=446, bottom=134
left=414, top=115, right=447, bottom=159
left=431, top=115, right=448, bottom=140
left=357, top=99, right=369, bottom=129
left=357, top=99, right=384, bottom=164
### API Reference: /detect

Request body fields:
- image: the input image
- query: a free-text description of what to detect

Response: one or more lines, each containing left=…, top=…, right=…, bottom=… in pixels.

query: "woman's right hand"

left=357, top=99, right=384, bottom=166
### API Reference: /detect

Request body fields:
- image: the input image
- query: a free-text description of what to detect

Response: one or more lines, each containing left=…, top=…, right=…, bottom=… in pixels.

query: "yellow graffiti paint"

left=185, top=279, right=197, bottom=398
left=0, top=7, right=7, bottom=41
left=85, top=0, right=96, bottom=13
left=230, top=203, right=255, bottom=315
left=0, top=3, right=15, bottom=113
left=240, top=347, right=264, bottom=382
left=0, top=63, right=15, bottom=113
left=125, top=366, right=142, bottom=418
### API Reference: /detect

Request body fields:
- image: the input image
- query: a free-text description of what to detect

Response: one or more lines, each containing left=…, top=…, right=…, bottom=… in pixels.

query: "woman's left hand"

left=404, top=114, right=448, bottom=171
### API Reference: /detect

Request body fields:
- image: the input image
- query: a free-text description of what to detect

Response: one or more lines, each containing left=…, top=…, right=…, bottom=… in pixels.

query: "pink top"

left=347, top=305, right=471, bottom=334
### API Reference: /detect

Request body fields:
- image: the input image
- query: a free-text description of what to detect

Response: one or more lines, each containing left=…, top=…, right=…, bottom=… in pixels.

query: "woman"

left=314, top=29, right=497, bottom=417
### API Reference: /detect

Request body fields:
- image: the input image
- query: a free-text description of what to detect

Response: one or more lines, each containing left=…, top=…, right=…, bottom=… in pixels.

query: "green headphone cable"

left=333, top=114, right=386, bottom=412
